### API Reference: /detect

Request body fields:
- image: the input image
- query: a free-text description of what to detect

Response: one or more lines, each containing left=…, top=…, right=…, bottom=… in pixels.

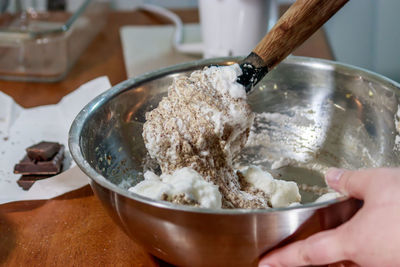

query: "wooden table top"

left=0, top=9, right=333, bottom=267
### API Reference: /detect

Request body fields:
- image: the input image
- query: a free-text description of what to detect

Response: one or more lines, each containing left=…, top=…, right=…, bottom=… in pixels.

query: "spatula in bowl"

left=237, top=0, right=349, bottom=93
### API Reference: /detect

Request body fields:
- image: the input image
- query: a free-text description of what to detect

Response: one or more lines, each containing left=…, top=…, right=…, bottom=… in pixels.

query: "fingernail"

left=325, top=168, right=345, bottom=186
left=259, top=264, right=272, bottom=267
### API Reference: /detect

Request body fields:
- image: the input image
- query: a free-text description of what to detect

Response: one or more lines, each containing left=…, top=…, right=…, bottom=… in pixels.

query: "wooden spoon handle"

left=237, top=0, right=348, bottom=93
left=254, top=0, right=348, bottom=69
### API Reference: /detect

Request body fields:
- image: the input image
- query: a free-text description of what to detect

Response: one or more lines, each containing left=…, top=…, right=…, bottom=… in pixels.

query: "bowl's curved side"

left=90, top=179, right=361, bottom=267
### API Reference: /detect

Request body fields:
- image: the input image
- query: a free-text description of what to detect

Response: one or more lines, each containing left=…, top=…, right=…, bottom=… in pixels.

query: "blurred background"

left=3, top=0, right=400, bottom=83
left=111, top=0, right=400, bottom=83
left=117, top=0, right=400, bottom=83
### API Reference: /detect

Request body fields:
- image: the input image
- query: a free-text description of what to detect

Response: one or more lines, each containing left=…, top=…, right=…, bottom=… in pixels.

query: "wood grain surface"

left=254, top=0, right=347, bottom=69
left=0, top=8, right=333, bottom=267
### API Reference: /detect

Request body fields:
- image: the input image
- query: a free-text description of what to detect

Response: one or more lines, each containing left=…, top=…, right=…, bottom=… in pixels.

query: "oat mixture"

left=135, top=64, right=301, bottom=209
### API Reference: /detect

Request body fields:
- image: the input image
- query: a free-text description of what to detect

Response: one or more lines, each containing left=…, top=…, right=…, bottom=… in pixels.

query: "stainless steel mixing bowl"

left=69, top=57, right=400, bottom=267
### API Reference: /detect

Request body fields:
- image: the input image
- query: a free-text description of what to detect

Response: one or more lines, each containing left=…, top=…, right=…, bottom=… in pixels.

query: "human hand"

left=259, top=168, right=400, bottom=267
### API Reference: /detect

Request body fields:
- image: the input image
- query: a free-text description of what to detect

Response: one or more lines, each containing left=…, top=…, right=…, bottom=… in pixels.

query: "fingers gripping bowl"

left=69, top=57, right=400, bottom=266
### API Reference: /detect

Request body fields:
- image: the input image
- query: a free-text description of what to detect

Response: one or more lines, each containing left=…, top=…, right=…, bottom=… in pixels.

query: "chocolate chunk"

left=26, top=141, right=61, bottom=161
left=14, top=145, right=64, bottom=175
left=17, top=175, right=51, bottom=190
left=17, top=177, right=35, bottom=190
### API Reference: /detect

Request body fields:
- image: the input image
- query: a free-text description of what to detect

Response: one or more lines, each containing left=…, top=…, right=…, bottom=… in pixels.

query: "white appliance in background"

left=134, top=1, right=277, bottom=58
left=198, top=0, right=277, bottom=58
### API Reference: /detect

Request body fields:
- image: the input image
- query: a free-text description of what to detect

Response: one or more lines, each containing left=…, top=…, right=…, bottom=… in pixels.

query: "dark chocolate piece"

left=17, top=177, right=35, bottom=190
left=17, top=175, right=51, bottom=190
left=26, top=141, right=61, bottom=161
left=14, top=145, right=65, bottom=175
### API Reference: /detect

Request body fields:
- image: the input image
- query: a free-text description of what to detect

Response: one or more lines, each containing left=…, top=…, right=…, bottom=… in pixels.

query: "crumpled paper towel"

left=0, top=76, right=111, bottom=204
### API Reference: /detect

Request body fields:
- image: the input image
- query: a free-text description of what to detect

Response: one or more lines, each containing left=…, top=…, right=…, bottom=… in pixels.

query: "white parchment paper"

left=0, top=76, right=111, bottom=204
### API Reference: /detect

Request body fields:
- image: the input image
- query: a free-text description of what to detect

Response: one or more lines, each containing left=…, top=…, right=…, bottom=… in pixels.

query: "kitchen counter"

left=0, top=9, right=333, bottom=266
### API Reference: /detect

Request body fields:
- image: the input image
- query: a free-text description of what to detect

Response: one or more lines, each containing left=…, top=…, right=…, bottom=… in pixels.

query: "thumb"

left=259, top=227, right=347, bottom=267
left=325, top=168, right=391, bottom=199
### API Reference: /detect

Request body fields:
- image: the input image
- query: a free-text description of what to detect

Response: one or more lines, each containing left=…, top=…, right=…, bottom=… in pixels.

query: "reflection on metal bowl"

left=69, top=56, right=400, bottom=267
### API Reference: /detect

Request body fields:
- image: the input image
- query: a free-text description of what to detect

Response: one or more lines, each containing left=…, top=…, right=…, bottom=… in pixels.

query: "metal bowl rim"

left=68, top=56, right=398, bottom=215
